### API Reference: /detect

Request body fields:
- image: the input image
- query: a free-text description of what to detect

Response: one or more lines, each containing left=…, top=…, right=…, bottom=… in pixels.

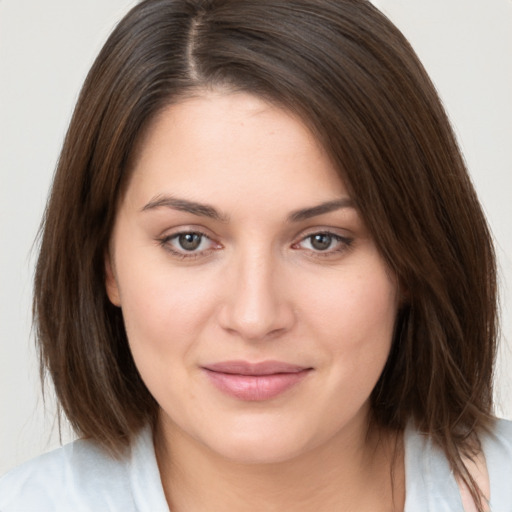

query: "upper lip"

left=203, top=360, right=310, bottom=376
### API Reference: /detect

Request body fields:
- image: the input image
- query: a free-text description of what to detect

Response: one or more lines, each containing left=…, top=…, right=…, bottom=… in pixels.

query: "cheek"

left=116, top=264, right=221, bottom=412
left=304, top=263, right=397, bottom=384
left=296, top=269, right=397, bottom=435
left=115, top=258, right=220, bottom=361
left=305, top=263, right=397, bottom=338
left=345, top=275, right=397, bottom=345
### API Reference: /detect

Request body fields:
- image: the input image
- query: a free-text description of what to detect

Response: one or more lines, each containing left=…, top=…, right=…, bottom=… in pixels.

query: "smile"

left=202, top=361, right=313, bottom=401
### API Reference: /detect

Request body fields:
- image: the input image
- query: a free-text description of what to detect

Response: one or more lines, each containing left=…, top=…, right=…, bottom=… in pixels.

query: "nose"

left=218, top=249, right=295, bottom=342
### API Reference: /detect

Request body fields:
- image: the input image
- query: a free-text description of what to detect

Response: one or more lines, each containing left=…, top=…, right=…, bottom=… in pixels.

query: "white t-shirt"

left=1, top=420, right=511, bottom=511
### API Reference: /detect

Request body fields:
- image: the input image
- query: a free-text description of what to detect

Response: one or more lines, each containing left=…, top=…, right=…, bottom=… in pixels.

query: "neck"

left=154, top=415, right=404, bottom=512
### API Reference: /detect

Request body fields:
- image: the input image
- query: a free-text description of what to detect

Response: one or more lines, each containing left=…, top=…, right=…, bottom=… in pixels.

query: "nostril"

left=217, top=298, right=295, bottom=342
left=216, top=258, right=296, bottom=340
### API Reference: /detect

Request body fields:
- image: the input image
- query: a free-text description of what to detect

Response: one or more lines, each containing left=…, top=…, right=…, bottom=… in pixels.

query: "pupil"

left=179, top=233, right=202, bottom=251
left=311, top=234, right=332, bottom=251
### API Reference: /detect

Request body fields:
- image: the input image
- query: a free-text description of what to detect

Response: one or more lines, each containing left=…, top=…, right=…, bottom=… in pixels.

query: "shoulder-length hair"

left=35, top=0, right=497, bottom=505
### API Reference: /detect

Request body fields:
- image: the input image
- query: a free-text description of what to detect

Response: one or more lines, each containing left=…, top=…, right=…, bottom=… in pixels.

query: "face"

left=106, top=91, right=399, bottom=464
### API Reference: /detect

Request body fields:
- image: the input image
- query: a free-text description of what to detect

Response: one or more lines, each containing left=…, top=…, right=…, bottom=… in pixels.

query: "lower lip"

left=203, top=369, right=311, bottom=401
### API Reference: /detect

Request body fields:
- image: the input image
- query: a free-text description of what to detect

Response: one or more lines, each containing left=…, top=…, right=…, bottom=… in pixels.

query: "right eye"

left=158, top=231, right=219, bottom=259
left=173, top=232, right=206, bottom=251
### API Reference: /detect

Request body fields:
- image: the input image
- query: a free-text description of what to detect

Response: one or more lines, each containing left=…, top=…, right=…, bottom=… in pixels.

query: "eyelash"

left=157, top=230, right=353, bottom=260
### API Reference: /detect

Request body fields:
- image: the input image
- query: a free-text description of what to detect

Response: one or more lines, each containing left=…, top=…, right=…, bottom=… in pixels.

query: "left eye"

left=296, top=233, right=351, bottom=252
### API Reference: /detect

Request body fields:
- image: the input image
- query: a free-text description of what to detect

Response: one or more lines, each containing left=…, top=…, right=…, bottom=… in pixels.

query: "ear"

left=105, top=252, right=121, bottom=307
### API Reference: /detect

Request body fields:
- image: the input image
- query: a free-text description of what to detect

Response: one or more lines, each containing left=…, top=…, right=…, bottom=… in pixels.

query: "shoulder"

left=0, top=438, right=133, bottom=511
left=480, top=417, right=512, bottom=508
left=454, top=418, right=512, bottom=512
left=0, top=426, right=167, bottom=512
left=483, top=416, right=512, bottom=449
left=404, top=418, right=512, bottom=511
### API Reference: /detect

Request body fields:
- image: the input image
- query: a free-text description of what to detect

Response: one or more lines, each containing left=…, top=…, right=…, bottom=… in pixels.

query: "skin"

left=106, top=91, right=404, bottom=511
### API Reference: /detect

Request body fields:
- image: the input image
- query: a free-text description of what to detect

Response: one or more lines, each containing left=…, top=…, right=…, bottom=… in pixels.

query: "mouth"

left=202, top=360, right=313, bottom=401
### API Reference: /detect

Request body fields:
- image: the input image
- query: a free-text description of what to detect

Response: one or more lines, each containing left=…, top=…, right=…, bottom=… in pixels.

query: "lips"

left=202, top=360, right=312, bottom=401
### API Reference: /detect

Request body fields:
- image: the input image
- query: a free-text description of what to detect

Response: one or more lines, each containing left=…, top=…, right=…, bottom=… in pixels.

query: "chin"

left=216, top=441, right=306, bottom=465
left=203, top=424, right=319, bottom=466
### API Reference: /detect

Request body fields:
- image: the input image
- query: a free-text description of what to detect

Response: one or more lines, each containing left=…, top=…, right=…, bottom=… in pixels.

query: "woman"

left=1, top=0, right=510, bottom=510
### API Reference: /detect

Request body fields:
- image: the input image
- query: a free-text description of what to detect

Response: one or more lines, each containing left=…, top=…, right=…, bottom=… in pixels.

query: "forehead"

left=124, top=91, right=347, bottom=211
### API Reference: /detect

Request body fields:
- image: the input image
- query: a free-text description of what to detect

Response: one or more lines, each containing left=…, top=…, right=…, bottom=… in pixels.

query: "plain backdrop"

left=1, top=0, right=511, bottom=475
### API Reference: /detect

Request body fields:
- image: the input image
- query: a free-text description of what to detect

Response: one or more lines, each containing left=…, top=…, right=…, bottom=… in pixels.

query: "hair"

left=34, top=0, right=497, bottom=508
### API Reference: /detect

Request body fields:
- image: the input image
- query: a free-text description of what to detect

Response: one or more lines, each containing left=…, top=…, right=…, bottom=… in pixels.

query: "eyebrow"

left=141, top=195, right=229, bottom=222
left=287, top=197, right=355, bottom=222
left=141, top=195, right=355, bottom=223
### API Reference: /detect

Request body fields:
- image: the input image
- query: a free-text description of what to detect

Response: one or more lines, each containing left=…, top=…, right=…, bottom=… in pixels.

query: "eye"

left=307, top=233, right=336, bottom=251
left=158, top=231, right=219, bottom=258
left=294, top=232, right=352, bottom=255
left=175, top=232, right=205, bottom=251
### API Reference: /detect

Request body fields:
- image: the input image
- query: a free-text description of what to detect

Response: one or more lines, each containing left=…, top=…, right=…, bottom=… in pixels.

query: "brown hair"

left=34, top=0, right=497, bottom=507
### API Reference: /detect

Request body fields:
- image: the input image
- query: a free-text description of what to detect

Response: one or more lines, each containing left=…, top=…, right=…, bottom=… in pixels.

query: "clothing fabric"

left=1, top=419, right=511, bottom=511
left=403, top=419, right=512, bottom=511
